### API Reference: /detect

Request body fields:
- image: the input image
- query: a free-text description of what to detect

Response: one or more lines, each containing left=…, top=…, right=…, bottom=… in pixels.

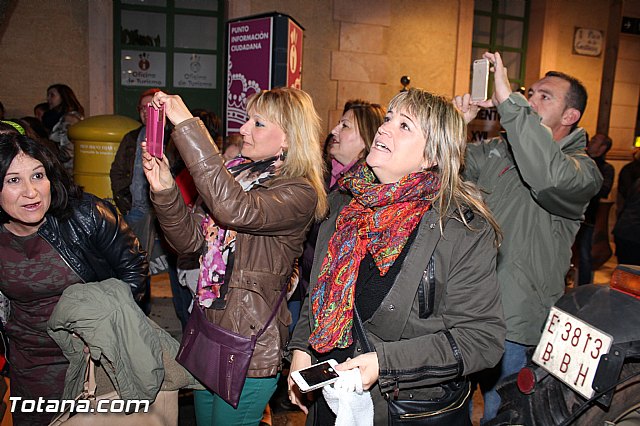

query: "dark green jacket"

left=289, top=193, right=505, bottom=424
left=464, top=93, right=602, bottom=345
left=48, top=279, right=200, bottom=403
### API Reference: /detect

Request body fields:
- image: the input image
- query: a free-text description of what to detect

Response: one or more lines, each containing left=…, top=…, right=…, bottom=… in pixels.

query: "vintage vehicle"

left=488, top=264, right=640, bottom=425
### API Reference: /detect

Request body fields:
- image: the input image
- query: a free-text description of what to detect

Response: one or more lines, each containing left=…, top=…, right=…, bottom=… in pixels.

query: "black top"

left=312, top=228, right=419, bottom=426
left=314, top=228, right=418, bottom=363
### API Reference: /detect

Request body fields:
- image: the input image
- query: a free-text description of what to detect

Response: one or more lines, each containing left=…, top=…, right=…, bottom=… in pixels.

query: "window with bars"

left=114, top=0, right=224, bottom=119
left=472, top=0, right=530, bottom=91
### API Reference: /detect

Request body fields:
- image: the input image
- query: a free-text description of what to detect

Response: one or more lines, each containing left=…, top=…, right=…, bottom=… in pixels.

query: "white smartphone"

left=471, top=58, right=490, bottom=102
left=291, top=359, right=341, bottom=392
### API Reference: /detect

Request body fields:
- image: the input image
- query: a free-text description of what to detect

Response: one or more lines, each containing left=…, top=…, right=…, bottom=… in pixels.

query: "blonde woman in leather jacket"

left=142, top=88, right=327, bottom=425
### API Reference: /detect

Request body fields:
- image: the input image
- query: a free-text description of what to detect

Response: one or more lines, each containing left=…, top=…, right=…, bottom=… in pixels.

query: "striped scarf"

left=309, top=163, right=440, bottom=353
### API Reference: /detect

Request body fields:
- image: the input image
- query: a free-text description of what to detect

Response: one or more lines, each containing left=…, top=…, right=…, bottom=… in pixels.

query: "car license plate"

left=532, top=306, right=613, bottom=399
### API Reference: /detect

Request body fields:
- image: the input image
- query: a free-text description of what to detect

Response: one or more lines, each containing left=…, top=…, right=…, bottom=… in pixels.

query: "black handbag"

left=175, top=284, right=287, bottom=409
left=353, top=307, right=472, bottom=425
left=386, top=380, right=472, bottom=425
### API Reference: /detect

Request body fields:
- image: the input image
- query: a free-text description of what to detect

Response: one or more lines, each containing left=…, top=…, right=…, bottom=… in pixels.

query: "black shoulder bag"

left=353, top=267, right=472, bottom=426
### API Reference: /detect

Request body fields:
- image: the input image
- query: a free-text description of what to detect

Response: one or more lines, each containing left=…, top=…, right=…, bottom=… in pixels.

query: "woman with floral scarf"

left=142, top=88, right=327, bottom=425
left=288, top=89, right=506, bottom=425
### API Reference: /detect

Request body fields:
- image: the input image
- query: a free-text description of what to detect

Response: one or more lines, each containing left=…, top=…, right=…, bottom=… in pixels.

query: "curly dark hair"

left=0, top=133, right=83, bottom=223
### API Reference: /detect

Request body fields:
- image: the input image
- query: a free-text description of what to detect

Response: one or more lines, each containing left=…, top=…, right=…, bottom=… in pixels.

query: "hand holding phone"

left=291, top=359, right=341, bottom=392
left=146, top=103, right=166, bottom=158
left=471, top=58, right=490, bottom=102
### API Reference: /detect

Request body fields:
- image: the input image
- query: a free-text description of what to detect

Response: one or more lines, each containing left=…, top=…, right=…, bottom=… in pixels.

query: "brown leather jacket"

left=150, top=118, right=317, bottom=377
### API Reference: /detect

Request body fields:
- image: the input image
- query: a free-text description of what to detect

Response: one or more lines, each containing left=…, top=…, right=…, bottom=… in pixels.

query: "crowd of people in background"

left=0, top=52, right=639, bottom=425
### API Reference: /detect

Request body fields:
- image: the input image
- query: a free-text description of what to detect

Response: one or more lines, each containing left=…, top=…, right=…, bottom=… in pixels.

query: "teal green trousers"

left=194, top=374, right=279, bottom=426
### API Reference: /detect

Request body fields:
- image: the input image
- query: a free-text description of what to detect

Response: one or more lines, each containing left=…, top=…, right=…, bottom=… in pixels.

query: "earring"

left=279, top=150, right=288, bottom=161
left=422, top=162, right=437, bottom=171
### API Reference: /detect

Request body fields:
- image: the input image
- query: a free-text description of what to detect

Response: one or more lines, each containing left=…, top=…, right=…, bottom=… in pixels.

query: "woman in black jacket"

left=0, top=133, right=147, bottom=425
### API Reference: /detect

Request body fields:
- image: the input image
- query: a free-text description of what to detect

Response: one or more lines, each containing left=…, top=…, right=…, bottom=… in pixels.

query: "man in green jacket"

left=455, top=52, right=602, bottom=423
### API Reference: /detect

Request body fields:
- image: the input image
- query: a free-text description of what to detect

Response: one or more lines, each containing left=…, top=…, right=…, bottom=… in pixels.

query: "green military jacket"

left=290, top=193, right=505, bottom=424
left=48, top=279, right=199, bottom=403
left=464, top=93, right=602, bottom=345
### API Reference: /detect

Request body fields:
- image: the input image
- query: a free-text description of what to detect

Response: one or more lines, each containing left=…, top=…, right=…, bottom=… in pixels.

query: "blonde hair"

left=246, top=87, right=328, bottom=219
left=388, top=89, right=500, bottom=240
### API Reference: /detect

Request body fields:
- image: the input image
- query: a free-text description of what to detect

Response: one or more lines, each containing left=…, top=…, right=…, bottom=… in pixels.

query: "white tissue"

left=322, top=368, right=373, bottom=426
left=333, top=367, right=364, bottom=394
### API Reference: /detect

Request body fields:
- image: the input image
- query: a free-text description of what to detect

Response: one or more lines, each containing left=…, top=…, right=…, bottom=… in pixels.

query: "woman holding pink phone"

left=142, top=88, right=327, bottom=425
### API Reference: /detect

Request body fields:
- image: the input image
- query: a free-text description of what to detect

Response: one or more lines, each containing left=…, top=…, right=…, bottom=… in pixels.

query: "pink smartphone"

left=146, top=103, right=165, bottom=158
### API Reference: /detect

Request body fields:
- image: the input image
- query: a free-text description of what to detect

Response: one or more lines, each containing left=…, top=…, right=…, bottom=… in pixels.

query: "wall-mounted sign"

left=287, top=20, right=303, bottom=89
left=226, top=17, right=273, bottom=133
left=121, top=50, right=166, bottom=86
left=225, top=13, right=305, bottom=135
left=573, top=28, right=604, bottom=57
left=622, top=16, right=640, bottom=35
left=174, top=53, right=217, bottom=88
left=468, top=108, right=501, bottom=143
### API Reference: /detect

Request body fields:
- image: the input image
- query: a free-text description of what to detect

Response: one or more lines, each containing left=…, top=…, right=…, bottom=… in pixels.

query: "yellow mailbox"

left=69, top=115, right=140, bottom=203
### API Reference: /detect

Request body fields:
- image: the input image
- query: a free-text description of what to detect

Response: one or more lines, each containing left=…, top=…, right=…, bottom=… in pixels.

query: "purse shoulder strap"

left=353, top=306, right=373, bottom=353
left=85, top=355, right=97, bottom=397
left=192, top=279, right=289, bottom=340
left=255, top=281, right=289, bottom=340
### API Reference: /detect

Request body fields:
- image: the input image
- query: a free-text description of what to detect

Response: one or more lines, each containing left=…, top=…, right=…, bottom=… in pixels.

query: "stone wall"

left=0, top=0, right=89, bottom=119
left=525, top=0, right=640, bottom=164
left=228, top=0, right=472, bottom=134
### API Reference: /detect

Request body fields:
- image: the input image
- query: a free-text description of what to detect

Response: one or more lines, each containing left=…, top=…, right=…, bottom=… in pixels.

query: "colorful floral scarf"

left=309, top=163, right=440, bottom=353
left=196, top=155, right=281, bottom=307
